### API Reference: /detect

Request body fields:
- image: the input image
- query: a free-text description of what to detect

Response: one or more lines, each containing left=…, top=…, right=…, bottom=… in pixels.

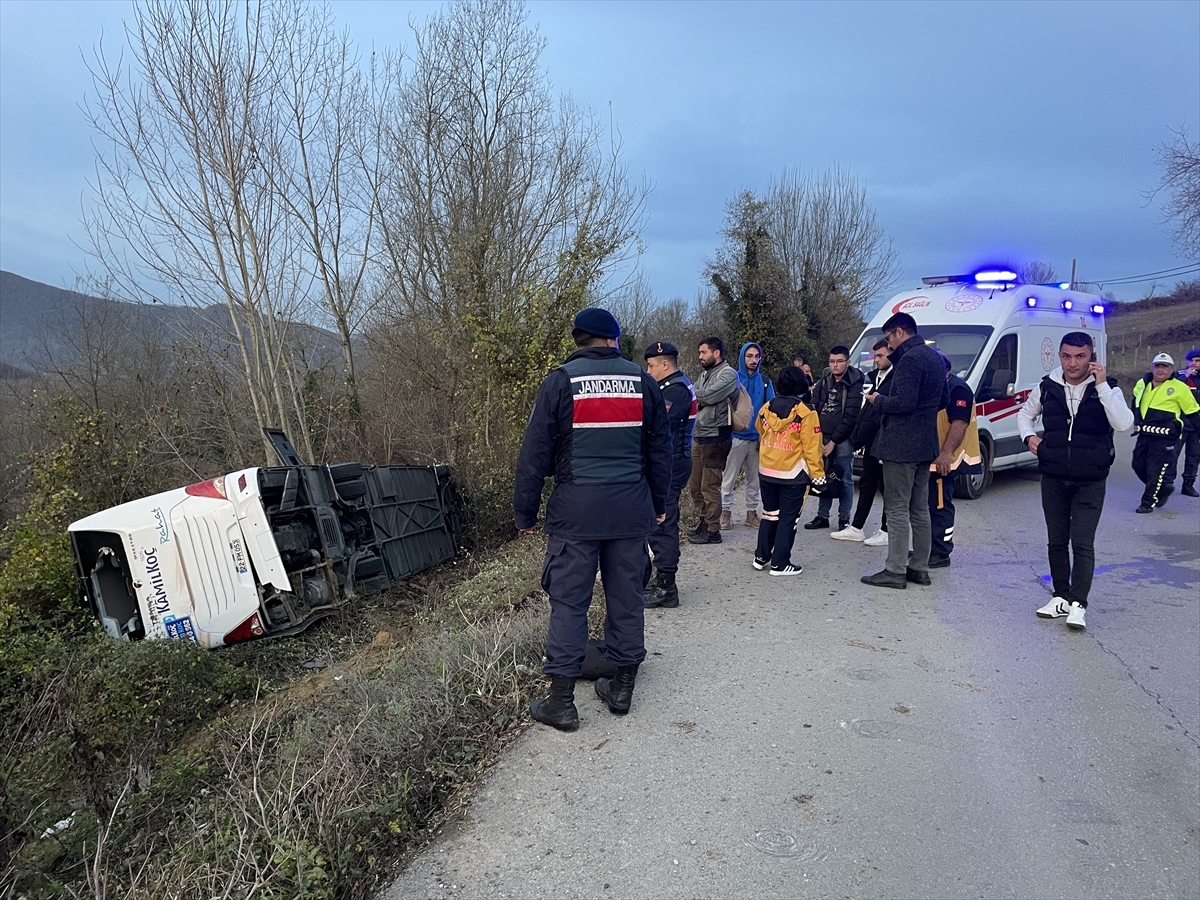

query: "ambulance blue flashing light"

left=1025, top=297, right=1038, bottom=308
left=1061, top=299, right=1073, bottom=311
left=1058, top=282, right=1071, bottom=290
left=974, top=269, right=1018, bottom=283
left=1090, top=303, right=1105, bottom=315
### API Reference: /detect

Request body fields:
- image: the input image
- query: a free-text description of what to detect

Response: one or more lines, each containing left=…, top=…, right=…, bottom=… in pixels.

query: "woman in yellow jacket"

left=754, top=366, right=827, bottom=576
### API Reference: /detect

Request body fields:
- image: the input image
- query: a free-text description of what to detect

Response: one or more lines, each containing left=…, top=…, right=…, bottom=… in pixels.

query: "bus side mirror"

left=1006, top=383, right=1015, bottom=397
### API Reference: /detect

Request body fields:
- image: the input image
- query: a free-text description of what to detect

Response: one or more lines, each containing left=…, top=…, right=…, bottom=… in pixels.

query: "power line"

left=1078, top=262, right=1200, bottom=287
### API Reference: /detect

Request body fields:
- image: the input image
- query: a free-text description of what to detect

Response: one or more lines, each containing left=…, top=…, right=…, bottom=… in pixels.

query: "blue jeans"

left=817, top=440, right=855, bottom=523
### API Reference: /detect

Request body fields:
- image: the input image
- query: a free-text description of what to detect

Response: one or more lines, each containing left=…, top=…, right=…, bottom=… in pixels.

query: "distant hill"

left=1104, top=281, right=1200, bottom=380
left=0, top=270, right=343, bottom=375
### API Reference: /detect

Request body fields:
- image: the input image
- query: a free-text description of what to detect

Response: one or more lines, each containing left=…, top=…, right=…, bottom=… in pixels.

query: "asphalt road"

left=382, top=433, right=1200, bottom=900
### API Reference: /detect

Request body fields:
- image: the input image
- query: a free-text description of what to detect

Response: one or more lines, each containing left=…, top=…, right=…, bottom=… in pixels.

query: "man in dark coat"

left=514, top=308, right=672, bottom=729
left=643, top=341, right=697, bottom=609
left=861, top=312, right=948, bottom=589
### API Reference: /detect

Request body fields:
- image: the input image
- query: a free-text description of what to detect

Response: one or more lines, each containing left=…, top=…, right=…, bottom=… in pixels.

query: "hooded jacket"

left=1017, top=366, right=1135, bottom=482
left=732, top=342, right=776, bottom=441
left=812, top=364, right=864, bottom=445
left=693, top=358, right=740, bottom=442
left=756, top=396, right=826, bottom=482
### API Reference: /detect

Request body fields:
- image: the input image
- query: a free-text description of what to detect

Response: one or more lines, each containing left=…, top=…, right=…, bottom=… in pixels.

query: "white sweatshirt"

left=1017, top=367, right=1135, bottom=440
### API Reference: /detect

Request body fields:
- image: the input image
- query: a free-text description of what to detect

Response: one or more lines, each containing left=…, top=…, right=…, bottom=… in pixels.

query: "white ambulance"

left=849, top=270, right=1108, bottom=499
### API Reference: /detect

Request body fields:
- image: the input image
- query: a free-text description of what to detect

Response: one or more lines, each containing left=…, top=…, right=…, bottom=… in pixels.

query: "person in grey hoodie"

left=720, top=342, right=775, bottom=530
left=688, top=337, right=740, bottom=544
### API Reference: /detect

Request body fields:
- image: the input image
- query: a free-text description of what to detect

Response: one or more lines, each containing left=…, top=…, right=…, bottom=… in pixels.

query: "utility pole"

left=1070, top=258, right=1077, bottom=291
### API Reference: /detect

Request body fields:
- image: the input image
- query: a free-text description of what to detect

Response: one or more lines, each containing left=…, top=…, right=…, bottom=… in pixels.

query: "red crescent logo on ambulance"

left=891, top=295, right=932, bottom=314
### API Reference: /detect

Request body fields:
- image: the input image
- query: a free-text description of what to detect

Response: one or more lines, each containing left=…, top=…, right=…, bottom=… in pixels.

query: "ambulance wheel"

left=955, top=439, right=992, bottom=500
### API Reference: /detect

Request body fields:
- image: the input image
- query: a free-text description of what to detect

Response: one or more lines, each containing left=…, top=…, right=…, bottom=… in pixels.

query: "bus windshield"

left=849, top=325, right=994, bottom=381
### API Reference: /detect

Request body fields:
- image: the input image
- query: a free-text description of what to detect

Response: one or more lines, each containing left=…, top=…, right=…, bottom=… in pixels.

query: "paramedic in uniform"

left=1018, top=331, right=1134, bottom=630
left=643, top=341, right=697, bottom=609
left=514, top=308, right=672, bottom=730
left=928, top=350, right=981, bottom=568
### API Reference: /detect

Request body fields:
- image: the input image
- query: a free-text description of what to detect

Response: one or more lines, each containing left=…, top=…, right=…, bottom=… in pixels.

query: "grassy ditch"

left=1, top=537, right=552, bottom=899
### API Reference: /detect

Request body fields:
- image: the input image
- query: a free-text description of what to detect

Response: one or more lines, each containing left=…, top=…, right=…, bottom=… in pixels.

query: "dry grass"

left=3, top=538, right=551, bottom=900
left=1105, top=291, right=1200, bottom=386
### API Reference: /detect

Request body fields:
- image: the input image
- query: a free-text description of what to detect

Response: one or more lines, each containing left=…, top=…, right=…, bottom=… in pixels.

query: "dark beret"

left=572, top=307, right=621, bottom=339
left=644, top=341, right=679, bottom=359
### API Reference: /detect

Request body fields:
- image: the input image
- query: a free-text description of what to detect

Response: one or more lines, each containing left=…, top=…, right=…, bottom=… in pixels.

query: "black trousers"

left=542, top=535, right=648, bottom=677
left=647, top=490, right=682, bottom=581
left=1133, top=435, right=1177, bottom=507
left=1040, top=476, right=1106, bottom=607
left=851, top=453, right=884, bottom=530
left=1167, top=427, right=1199, bottom=485
left=929, top=473, right=956, bottom=561
left=756, top=477, right=809, bottom=569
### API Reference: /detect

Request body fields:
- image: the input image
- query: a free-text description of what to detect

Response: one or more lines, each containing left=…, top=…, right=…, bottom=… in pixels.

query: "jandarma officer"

left=513, top=308, right=672, bottom=730
left=643, top=341, right=697, bottom=609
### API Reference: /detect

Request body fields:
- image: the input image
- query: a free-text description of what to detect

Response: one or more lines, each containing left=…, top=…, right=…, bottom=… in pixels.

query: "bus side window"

left=979, top=334, right=1017, bottom=402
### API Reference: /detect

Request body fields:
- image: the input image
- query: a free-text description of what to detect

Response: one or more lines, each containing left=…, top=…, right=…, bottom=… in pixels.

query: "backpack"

left=730, top=383, right=753, bottom=432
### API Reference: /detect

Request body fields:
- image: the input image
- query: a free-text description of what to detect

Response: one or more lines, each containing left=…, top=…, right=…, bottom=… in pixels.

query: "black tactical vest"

left=561, top=355, right=646, bottom=485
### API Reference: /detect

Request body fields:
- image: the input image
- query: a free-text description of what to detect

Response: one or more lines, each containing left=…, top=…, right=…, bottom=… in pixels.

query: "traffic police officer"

left=643, top=341, right=697, bottom=609
left=928, top=351, right=981, bottom=568
left=1132, top=352, right=1200, bottom=513
left=514, top=308, right=672, bottom=730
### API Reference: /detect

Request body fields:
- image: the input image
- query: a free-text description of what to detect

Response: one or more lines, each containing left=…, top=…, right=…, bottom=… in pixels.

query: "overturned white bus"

left=68, top=430, right=460, bottom=648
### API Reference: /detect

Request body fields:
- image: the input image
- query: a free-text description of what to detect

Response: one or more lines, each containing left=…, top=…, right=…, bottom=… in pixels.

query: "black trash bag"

left=580, top=638, right=618, bottom=681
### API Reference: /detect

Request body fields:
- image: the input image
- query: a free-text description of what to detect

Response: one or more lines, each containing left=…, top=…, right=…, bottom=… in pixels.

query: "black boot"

left=595, top=665, right=638, bottom=715
left=1183, top=480, right=1198, bottom=498
left=644, top=572, right=679, bottom=609
left=530, top=675, right=579, bottom=731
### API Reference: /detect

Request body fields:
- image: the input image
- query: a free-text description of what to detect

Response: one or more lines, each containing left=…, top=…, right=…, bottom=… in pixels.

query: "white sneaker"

left=752, top=556, right=769, bottom=571
left=863, top=530, right=888, bottom=547
left=831, top=525, right=865, bottom=542
left=769, top=563, right=803, bottom=577
left=1036, top=597, right=1070, bottom=619
left=1065, top=602, right=1087, bottom=630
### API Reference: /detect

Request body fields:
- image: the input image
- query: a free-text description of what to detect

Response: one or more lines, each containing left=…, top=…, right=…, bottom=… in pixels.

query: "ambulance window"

left=978, top=334, right=1017, bottom=402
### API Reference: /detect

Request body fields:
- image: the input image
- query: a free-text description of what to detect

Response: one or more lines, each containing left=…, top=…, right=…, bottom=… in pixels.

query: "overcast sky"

left=1, top=0, right=1197, bottom=313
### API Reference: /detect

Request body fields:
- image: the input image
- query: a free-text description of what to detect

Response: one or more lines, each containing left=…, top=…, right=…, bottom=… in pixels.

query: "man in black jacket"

left=643, top=341, right=696, bottom=609
left=514, top=308, right=672, bottom=729
left=861, top=313, right=948, bottom=589
left=805, top=345, right=863, bottom=531
left=1017, top=331, right=1134, bottom=630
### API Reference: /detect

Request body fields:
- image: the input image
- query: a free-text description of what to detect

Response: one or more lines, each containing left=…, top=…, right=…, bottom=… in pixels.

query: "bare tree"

left=1152, top=126, right=1200, bottom=261
left=371, top=0, right=648, bottom=474
left=607, top=272, right=658, bottom=359
left=266, top=6, right=385, bottom=429
left=765, top=168, right=899, bottom=358
left=85, top=1, right=377, bottom=465
left=1019, top=259, right=1058, bottom=285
